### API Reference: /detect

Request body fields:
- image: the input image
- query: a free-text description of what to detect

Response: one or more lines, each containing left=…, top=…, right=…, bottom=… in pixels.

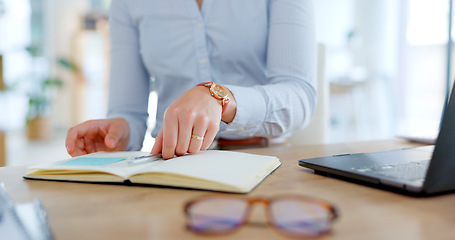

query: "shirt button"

left=197, top=22, right=203, bottom=29
left=200, top=58, right=207, bottom=65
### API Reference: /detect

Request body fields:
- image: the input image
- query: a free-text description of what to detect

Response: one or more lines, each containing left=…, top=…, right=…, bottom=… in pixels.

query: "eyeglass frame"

left=183, top=194, right=339, bottom=238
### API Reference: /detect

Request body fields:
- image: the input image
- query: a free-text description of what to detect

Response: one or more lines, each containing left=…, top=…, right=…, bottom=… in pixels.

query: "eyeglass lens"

left=186, top=196, right=334, bottom=237
left=269, top=198, right=332, bottom=236
left=187, top=197, right=248, bottom=233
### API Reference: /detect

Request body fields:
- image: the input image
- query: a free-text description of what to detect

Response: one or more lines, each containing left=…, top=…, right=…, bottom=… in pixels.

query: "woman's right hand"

left=65, top=118, right=130, bottom=157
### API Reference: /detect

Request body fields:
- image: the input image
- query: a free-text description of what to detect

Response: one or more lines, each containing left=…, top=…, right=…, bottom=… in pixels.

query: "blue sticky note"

left=58, top=157, right=126, bottom=166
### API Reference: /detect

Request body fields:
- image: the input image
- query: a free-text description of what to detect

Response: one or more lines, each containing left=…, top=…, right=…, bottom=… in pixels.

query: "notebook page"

left=135, top=150, right=280, bottom=187
left=27, top=151, right=162, bottom=179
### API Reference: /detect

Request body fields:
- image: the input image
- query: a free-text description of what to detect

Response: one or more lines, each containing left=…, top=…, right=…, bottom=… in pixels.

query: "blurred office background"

left=0, top=0, right=452, bottom=166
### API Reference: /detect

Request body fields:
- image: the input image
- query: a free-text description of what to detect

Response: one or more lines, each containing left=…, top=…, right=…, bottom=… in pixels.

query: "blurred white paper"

left=0, top=184, right=52, bottom=240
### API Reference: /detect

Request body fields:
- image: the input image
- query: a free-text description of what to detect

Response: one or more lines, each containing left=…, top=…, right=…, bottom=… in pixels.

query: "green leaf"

left=58, top=58, right=79, bottom=72
left=44, top=77, right=64, bottom=88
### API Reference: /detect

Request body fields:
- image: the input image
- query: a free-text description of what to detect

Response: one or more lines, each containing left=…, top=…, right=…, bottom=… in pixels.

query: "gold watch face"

left=211, top=84, right=228, bottom=99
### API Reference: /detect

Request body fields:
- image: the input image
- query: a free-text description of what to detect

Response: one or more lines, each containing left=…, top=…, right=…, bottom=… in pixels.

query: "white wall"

left=314, top=0, right=354, bottom=47
left=314, top=0, right=401, bottom=143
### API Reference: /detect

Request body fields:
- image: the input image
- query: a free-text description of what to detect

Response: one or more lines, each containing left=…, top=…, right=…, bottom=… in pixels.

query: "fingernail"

left=107, top=137, right=116, bottom=148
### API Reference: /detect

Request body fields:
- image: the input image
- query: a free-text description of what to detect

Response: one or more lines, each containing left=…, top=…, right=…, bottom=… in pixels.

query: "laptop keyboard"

left=353, top=160, right=431, bottom=182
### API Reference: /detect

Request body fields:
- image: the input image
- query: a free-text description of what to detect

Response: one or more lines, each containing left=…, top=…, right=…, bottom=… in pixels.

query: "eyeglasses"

left=183, top=194, right=338, bottom=238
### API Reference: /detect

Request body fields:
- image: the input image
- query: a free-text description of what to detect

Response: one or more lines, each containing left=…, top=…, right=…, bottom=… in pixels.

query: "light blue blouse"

left=107, top=0, right=317, bottom=150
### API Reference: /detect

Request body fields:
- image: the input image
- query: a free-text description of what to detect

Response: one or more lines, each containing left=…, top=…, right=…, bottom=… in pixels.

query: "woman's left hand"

left=151, top=85, right=236, bottom=159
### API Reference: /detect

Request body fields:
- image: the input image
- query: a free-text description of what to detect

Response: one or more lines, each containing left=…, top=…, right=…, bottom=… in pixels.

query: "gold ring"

left=191, top=134, right=204, bottom=141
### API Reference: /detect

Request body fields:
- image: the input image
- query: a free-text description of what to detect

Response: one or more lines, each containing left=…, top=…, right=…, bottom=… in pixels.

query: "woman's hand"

left=65, top=118, right=130, bottom=157
left=151, top=85, right=236, bottom=159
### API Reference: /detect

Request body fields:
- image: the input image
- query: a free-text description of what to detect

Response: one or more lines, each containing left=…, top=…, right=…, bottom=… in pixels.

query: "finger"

left=151, top=130, right=164, bottom=154
left=65, top=140, right=74, bottom=155
left=71, top=137, right=87, bottom=157
left=188, top=116, right=208, bottom=154
left=201, top=122, right=218, bottom=151
left=83, top=125, right=102, bottom=153
left=188, top=131, right=206, bottom=154
left=93, top=135, right=109, bottom=152
left=66, top=125, right=87, bottom=155
left=104, top=121, right=126, bottom=149
left=66, top=121, right=100, bottom=155
left=83, top=136, right=95, bottom=154
left=162, top=109, right=179, bottom=159
left=175, top=113, right=195, bottom=156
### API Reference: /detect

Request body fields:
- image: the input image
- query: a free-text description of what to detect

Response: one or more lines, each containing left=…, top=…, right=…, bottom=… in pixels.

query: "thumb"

left=105, top=123, right=125, bottom=149
left=105, top=133, right=119, bottom=149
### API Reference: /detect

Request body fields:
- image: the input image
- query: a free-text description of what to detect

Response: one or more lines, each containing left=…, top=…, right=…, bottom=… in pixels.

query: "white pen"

left=127, top=153, right=162, bottom=166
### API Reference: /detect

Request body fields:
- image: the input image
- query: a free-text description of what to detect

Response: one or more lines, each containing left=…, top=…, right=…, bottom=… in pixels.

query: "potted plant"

left=26, top=76, right=63, bottom=140
left=24, top=42, right=79, bottom=140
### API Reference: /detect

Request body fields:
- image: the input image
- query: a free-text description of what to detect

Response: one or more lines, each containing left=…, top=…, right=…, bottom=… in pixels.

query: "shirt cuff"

left=222, top=85, right=267, bottom=136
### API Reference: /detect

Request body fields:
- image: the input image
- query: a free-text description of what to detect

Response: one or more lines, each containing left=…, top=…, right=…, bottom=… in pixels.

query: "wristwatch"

left=197, top=82, right=230, bottom=114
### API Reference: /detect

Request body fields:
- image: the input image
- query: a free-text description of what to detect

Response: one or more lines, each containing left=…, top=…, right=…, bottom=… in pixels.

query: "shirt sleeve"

left=107, top=0, right=149, bottom=150
left=222, top=0, right=317, bottom=137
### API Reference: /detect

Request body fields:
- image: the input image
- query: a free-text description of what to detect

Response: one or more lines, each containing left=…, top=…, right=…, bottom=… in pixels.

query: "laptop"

left=299, top=84, right=455, bottom=196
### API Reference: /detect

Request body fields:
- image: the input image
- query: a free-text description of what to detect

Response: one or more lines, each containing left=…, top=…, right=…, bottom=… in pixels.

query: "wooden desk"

left=1, top=140, right=453, bottom=240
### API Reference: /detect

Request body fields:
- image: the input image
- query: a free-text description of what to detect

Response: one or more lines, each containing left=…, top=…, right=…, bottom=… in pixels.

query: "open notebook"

left=24, top=150, right=281, bottom=194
